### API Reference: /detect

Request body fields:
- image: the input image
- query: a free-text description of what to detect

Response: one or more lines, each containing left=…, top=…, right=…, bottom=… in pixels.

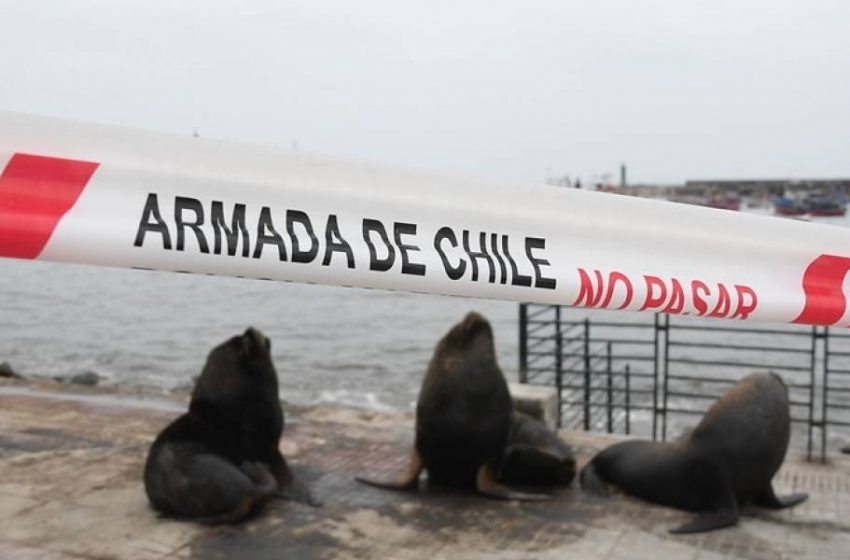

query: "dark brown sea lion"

left=356, top=312, right=550, bottom=500
left=500, top=411, right=576, bottom=485
left=580, top=372, right=807, bottom=533
left=144, top=328, right=319, bottom=523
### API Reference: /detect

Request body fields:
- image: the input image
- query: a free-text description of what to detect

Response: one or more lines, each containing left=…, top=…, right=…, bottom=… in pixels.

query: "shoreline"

left=0, top=374, right=416, bottom=427
left=0, top=365, right=418, bottom=420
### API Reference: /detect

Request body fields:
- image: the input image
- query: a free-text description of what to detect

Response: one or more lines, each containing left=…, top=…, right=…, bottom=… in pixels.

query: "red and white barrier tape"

left=1, top=111, right=849, bottom=326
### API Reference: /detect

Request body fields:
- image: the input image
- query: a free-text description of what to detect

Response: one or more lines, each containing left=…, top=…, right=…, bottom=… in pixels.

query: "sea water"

left=0, top=258, right=520, bottom=410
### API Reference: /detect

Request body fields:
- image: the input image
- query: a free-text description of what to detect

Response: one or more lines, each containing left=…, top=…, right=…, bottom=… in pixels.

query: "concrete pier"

left=1, top=378, right=848, bottom=559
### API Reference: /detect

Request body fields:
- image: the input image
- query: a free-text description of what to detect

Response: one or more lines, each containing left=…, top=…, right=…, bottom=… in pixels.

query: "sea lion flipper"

left=355, top=449, right=423, bottom=491
left=670, top=477, right=739, bottom=534
left=669, top=507, right=739, bottom=534
left=753, top=485, right=808, bottom=509
left=504, top=443, right=568, bottom=463
left=268, top=451, right=323, bottom=507
left=146, top=449, right=270, bottom=523
left=240, top=461, right=279, bottom=497
left=277, top=477, right=323, bottom=507
left=475, top=462, right=551, bottom=501
left=191, top=497, right=256, bottom=525
left=500, top=444, right=576, bottom=485
left=772, top=492, right=808, bottom=508
left=578, top=461, right=610, bottom=497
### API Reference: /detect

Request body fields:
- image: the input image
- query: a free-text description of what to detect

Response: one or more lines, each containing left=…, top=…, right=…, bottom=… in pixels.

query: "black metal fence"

left=518, top=303, right=850, bottom=461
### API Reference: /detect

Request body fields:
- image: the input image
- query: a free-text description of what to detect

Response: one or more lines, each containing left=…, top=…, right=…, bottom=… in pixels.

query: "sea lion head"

left=743, top=371, right=789, bottom=402
left=762, top=371, right=790, bottom=406
left=191, top=327, right=278, bottom=406
left=435, top=312, right=497, bottom=374
left=766, top=371, right=788, bottom=391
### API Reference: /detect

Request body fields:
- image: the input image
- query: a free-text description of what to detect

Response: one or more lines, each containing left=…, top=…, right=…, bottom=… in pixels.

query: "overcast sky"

left=0, top=1, right=847, bottom=184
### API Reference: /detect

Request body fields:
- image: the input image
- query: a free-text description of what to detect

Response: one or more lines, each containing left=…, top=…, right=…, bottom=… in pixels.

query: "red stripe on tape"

left=0, top=153, right=99, bottom=259
left=793, top=254, right=850, bottom=326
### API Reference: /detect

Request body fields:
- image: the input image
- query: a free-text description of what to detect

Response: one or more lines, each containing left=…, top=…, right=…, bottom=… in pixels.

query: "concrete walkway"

left=0, top=379, right=848, bottom=559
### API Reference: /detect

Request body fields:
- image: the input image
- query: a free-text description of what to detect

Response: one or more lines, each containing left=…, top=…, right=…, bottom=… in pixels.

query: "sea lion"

left=356, top=312, right=550, bottom=500
left=144, top=327, right=319, bottom=523
left=500, top=411, right=576, bottom=485
left=580, top=372, right=807, bottom=534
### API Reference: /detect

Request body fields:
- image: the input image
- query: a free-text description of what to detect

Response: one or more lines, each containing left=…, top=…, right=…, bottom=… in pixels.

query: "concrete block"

left=508, top=382, right=559, bottom=431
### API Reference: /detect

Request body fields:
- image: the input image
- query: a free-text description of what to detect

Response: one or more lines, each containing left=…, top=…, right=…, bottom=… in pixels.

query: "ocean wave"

left=314, top=389, right=399, bottom=413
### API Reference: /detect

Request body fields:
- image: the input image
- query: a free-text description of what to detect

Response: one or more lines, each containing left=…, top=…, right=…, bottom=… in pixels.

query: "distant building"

left=682, top=179, right=850, bottom=199
left=609, top=183, right=677, bottom=199
left=560, top=177, right=850, bottom=208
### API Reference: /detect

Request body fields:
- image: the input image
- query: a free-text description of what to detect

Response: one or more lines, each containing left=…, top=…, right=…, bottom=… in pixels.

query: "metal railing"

left=518, top=304, right=850, bottom=461
left=824, top=328, right=850, bottom=456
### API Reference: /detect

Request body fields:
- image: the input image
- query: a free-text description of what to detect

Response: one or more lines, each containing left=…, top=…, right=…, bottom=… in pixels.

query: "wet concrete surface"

left=0, top=379, right=848, bottom=559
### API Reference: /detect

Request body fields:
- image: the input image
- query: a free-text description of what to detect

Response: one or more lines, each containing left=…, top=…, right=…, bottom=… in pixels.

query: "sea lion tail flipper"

left=578, top=461, right=610, bottom=497
left=669, top=507, right=739, bottom=534
left=753, top=485, right=808, bottom=509
left=355, top=449, right=423, bottom=492
left=475, top=462, right=551, bottom=501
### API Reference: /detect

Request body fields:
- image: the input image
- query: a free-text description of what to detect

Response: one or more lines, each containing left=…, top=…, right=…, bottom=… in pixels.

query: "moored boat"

left=773, top=195, right=808, bottom=216
left=773, top=192, right=847, bottom=217
left=702, top=193, right=741, bottom=211
left=805, top=193, right=848, bottom=216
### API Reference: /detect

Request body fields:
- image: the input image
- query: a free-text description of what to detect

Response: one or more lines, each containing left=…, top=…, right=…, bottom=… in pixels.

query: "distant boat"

left=702, top=193, right=741, bottom=211
left=773, top=195, right=808, bottom=216
left=806, top=193, right=848, bottom=216
left=773, top=192, right=847, bottom=217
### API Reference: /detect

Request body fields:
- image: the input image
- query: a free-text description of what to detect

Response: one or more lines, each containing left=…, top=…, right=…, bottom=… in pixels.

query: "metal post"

left=518, top=303, right=528, bottom=383
left=652, top=314, right=659, bottom=440
left=808, top=326, right=816, bottom=461
left=606, top=341, right=613, bottom=433
left=583, top=317, right=591, bottom=430
left=555, top=306, right=563, bottom=427
left=823, top=327, right=829, bottom=463
left=661, top=314, right=671, bottom=441
left=625, top=364, right=631, bottom=435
